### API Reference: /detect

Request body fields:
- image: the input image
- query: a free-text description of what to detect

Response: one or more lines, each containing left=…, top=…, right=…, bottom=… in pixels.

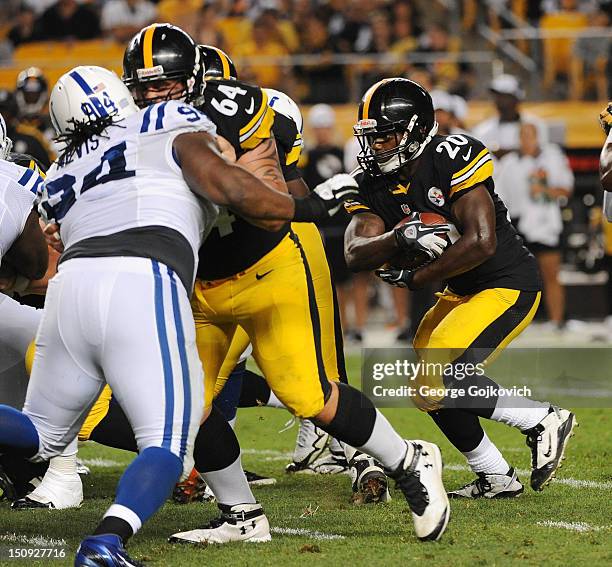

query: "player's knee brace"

left=317, top=383, right=377, bottom=448
left=194, top=406, right=240, bottom=473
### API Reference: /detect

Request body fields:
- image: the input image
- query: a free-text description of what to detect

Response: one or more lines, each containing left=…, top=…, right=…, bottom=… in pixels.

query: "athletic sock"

left=317, top=383, right=408, bottom=472
left=201, top=455, right=256, bottom=506
left=429, top=408, right=486, bottom=453
left=463, top=431, right=510, bottom=475
left=214, top=363, right=245, bottom=422
left=266, top=391, right=285, bottom=409
left=490, top=402, right=550, bottom=432
left=98, top=446, right=182, bottom=541
left=194, top=406, right=256, bottom=506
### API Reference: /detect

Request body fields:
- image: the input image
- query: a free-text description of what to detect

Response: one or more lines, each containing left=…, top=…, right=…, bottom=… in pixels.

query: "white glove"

left=312, top=173, right=359, bottom=217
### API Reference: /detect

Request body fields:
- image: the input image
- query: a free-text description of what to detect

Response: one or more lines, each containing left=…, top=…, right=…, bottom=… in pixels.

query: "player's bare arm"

left=344, top=211, right=398, bottom=271
left=236, top=136, right=289, bottom=196
left=3, top=209, right=48, bottom=281
left=411, top=185, right=496, bottom=288
left=174, top=131, right=293, bottom=231
left=287, top=178, right=310, bottom=197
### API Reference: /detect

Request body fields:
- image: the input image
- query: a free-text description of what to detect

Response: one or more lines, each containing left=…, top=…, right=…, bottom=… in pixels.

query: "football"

left=386, top=212, right=456, bottom=269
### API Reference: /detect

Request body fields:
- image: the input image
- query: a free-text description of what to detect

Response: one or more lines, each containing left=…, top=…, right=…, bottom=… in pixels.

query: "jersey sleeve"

left=272, top=112, right=303, bottom=182
left=239, top=88, right=274, bottom=150
left=343, top=183, right=372, bottom=215
left=140, top=100, right=217, bottom=138
left=204, top=81, right=274, bottom=152
left=0, top=181, right=36, bottom=260
left=434, top=134, right=494, bottom=203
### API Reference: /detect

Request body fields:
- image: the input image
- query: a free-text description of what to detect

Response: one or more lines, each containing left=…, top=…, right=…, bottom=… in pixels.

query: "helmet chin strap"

left=378, top=120, right=439, bottom=174
left=407, top=121, right=439, bottom=161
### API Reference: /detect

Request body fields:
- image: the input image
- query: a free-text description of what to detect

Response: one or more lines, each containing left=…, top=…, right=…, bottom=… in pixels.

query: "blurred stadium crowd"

left=2, top=0, right=612, bottom=101
left=0, top=0, right=610, bottom=341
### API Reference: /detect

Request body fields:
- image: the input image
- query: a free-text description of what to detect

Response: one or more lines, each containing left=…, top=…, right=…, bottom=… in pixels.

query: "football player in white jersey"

left=0, top=115, right=85, bottom=510
left=0, top=114, right=46, bottom=363
left=0, top=65, right=356, bottom=566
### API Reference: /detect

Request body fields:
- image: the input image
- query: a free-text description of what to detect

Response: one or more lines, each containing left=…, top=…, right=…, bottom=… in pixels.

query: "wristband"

left=292, top=194, right=328, bottom=222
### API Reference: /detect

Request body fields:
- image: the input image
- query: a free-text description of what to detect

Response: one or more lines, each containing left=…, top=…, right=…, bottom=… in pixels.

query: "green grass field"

left=1, top=355, right=610, bottom=566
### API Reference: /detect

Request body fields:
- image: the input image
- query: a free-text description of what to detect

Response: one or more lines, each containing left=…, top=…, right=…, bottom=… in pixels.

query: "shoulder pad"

left=431, top=134, right=493, bottom=198
left=203, top=80, right=273, bottom=151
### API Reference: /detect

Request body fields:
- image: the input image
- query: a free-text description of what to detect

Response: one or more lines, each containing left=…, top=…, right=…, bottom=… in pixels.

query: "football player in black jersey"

left=193, top=45, right=391, bottom=500
left=344, top=78, right=577, bottom=498
left=121, top=26, right=450, bottom=544
left=599, top=102, right=612, bottom=222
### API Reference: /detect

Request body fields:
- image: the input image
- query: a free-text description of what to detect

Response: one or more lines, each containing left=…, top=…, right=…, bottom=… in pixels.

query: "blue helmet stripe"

left=69, top=70, right=94, bottom=95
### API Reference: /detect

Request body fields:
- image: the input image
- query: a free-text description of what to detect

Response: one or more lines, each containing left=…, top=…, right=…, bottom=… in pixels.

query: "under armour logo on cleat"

left=424, top=463, right=433, bottom=468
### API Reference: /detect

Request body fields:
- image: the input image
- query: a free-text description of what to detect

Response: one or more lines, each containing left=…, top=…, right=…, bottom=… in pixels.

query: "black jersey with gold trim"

left=196, top=79, right=289, bottom=280
left=272, top=111, right=303, bottom=182
left=199, top=79, right=274, bottom=154
left=344, top=133, right=540, bottom=295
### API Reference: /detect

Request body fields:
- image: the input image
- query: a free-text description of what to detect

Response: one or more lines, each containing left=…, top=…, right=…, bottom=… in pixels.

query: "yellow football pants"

left=192, top=229, right=334, bottom=418
left=214, top=222, right=344, bottom=398
left=411, top=287, right=541, bottom=410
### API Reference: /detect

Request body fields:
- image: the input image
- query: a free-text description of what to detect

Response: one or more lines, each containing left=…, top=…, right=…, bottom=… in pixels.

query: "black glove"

left=375, top=267, right=419, bottom=289
left=293, top=174, right=359, bottom=222
left=394, top=217, right=452, bottom=260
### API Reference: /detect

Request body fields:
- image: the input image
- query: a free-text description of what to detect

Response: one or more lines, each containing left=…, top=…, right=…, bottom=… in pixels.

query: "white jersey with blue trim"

left=40, top=100, right=219, bottom=265
left=0, top=159, right=39, bottom=265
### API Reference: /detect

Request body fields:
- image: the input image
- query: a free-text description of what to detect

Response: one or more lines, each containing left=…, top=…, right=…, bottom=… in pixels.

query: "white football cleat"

left=168, top=503, right=271, bottom=544
left=11, top=468, right=83, bottom=510
left=524, top=406, right=577, bottom=491
left=388, top=440, right=450, bottom=541
left=285, top=419, right=329, bottom=473
left=448, top=467, right=524, bottom=499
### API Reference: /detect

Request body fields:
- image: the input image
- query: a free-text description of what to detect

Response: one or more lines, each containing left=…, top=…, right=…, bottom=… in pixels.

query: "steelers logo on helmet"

left=199, top=44, right=238, bottom=81
left=353, top=78, right=439, bottom=177
left=122, top=23, right=205, bottom=108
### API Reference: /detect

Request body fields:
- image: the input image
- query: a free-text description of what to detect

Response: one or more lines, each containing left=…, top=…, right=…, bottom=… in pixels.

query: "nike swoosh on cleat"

left=255, top=270, right=273, bottom=280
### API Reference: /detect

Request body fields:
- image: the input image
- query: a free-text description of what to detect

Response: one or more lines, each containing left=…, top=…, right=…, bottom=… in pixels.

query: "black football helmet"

left=354, top=78, right=438, bottom=177
left=122, top=23, right=204, bottom=107
left=199, top=45, right=238, bottom=80
left=15, top=67, right=48, bottom=118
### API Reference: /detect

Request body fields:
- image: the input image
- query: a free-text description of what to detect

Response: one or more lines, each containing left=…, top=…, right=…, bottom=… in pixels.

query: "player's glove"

left=375, top=267, right=418, bottom=289
left=394, top=218, right=452, bottom=260
left=293, top=174, right=359, bottom=222
left=599, top=102, right=612, bottom=135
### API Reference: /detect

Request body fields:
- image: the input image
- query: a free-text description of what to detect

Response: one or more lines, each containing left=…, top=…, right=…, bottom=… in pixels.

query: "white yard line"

left=271, top=527, right=345, bottom=540
left=79, top=458, right=123, bottom=468
left=0, top=533, right=66, bottom=546
left=536, top=521, right=611, bottom=533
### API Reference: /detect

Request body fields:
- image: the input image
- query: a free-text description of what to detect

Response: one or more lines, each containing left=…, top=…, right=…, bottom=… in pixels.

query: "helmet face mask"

left=354, top=78, right=438, bottom=177
left=0, top=113, right=13, bottom=160
left=123, top=24, right=205, bottom=109
left=129, top=77, right=191, bottom=108
left=15, top=67, right=48, bottom=118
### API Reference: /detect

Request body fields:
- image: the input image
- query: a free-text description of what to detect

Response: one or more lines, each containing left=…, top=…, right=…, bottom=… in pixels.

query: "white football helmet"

left=264, top=88, right=304, bottom=135
left=0, top=112, right=12, bottom=160
left=49, top=65, right=139, bottom=136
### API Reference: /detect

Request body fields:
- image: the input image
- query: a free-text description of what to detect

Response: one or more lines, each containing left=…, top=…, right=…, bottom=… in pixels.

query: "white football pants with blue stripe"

left=23, top=256, right=204, bottom=479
